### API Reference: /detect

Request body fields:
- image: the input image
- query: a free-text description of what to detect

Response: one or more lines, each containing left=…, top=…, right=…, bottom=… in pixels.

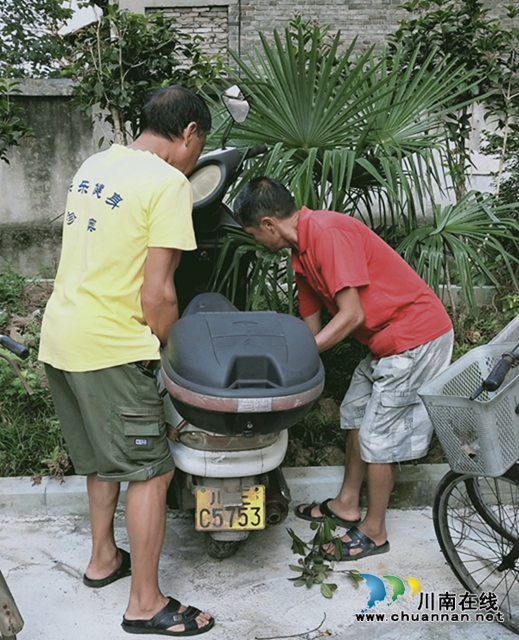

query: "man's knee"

left=131, top=468, right=174, bottom=488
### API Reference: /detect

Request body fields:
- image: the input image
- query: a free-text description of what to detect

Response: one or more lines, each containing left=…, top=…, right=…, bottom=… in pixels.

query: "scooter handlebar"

left=244, top=144, right=268, bottom=160
left=0, top=335, right=29, bottom=360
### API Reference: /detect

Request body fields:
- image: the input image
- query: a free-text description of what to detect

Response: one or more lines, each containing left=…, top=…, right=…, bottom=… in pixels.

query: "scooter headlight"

left=190, top=164, right=224, bottom=206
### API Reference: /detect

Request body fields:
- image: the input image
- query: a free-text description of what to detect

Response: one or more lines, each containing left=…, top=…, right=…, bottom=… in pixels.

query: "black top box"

left=161, top=293, right=325, bottom=436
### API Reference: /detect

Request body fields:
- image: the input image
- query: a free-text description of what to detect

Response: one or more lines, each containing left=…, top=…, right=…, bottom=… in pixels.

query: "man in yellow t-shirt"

left=39, top=86, right=214, bottom=636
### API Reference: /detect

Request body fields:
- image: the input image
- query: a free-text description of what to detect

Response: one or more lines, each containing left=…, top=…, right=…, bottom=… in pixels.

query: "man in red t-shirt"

left=233, top=177, right=453, bottom=561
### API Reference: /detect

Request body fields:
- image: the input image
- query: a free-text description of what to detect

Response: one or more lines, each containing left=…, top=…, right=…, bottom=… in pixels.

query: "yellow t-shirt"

left=39, top=145, right=196, bottom=371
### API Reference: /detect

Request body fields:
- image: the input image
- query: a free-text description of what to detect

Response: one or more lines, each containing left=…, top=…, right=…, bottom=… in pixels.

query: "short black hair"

left=233, top=177, right=297, bottom=228
left=140, top=85, right=211, bottom=140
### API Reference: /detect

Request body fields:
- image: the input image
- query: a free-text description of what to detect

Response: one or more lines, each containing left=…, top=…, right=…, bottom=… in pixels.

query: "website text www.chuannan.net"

left=355, top=611, right=505, bottom=623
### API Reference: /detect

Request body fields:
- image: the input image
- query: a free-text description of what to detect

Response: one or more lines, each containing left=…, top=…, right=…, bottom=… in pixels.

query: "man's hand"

left=140, top=247, right=182, bottom=346
left=309, top=287, right=365, bottom=353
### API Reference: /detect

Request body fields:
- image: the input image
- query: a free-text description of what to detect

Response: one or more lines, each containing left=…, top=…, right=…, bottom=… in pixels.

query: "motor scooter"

left=160, top=86, right=325, bottom=558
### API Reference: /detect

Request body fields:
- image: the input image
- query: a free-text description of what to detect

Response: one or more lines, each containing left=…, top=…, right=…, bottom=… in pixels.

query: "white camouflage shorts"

left=340, top=330, right=454, bottom=463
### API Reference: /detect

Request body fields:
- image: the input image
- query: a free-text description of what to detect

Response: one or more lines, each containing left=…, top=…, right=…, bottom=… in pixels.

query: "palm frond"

left=211, top=228, right=296, bottom=312
left=398, top=193, right=519, bottom=313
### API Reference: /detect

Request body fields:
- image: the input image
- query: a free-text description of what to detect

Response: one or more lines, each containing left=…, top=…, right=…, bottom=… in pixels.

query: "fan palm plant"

left=397, top=192, right=519, bottom=314
left=213, top=19, right=519, bottom=314
left=226, top=19, right=479, bottom=226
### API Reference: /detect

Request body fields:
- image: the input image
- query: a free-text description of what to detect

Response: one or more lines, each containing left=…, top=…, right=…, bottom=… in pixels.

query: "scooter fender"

left=167, top=428, right=288, bottom=478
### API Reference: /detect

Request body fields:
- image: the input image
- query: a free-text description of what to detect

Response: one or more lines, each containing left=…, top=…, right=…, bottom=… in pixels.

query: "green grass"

left=0, top=402, right=67, bottom=477
left=0, top=265, right=26, bottom=315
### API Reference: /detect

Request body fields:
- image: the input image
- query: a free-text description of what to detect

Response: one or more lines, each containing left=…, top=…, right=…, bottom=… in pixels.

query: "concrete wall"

left=0, top=80, right=108, bottom=275
left=0, top=80, right=94, bottom=226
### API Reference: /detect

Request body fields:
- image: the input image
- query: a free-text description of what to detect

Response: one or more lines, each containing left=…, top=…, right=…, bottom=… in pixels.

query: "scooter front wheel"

left=204, top=534, right=246, bottom=559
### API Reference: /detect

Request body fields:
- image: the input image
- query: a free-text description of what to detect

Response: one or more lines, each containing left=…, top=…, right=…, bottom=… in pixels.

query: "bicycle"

left=0, top=334, right=28, bottom=640
left=419, top=316, right=519, bottom=635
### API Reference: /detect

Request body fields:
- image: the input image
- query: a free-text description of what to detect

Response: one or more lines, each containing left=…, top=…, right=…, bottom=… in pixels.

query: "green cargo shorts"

left=44, top=362, right=175, bottom=482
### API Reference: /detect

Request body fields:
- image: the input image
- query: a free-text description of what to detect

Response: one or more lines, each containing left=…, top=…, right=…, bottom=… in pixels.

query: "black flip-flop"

left=83, top=547, right=131, bottom=588
left=319, top=499, right=361, bottom=528
left=323, top=526, right=390, bottom=562
left=295, top=499, right=361, bottom=528
left=122, top=597, right=215, bottom=636
left=295, top=501, right=324, bottom=523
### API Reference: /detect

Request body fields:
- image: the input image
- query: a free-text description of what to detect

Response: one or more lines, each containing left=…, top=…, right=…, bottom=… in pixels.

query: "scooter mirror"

left=221, top=85, right=250, bottom=124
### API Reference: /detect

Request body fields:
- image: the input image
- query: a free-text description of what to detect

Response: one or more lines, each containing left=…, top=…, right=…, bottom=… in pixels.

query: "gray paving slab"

left=0, top=467, right=516, bottom=640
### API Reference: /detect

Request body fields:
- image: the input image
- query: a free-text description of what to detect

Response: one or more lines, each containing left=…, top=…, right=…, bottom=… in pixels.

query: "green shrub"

left=0, top=269, right=71, bottom=479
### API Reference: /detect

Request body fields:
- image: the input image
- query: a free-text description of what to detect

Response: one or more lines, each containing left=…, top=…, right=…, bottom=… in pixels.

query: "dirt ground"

left=21, top=281, right=54, bottom=312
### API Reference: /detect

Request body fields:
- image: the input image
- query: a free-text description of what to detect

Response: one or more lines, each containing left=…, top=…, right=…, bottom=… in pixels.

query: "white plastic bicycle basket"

left=418, top=342, right=519, bottom=477
left=490, top=314, right=519, bottom=345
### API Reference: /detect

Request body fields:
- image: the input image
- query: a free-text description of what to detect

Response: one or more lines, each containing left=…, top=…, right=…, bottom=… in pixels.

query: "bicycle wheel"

left=433, top=468, right=519, bottom=634
left=466, top=466, right=519, bottom=544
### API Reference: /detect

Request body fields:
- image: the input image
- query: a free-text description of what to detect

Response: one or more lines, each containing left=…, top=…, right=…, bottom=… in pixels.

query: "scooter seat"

left=161, top=293, right=324, bottom=436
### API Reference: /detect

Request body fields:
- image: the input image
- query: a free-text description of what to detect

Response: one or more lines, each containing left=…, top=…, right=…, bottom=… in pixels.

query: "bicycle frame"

left=0, top=336, right=27, bottom=639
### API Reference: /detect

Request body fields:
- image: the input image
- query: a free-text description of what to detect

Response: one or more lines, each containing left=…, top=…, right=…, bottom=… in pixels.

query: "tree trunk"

left=109, top=105, right=126, bottom=146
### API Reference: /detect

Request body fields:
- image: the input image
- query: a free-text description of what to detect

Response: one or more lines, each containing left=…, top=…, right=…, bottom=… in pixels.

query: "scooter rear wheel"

left=204, top=534, right=245, bottom=559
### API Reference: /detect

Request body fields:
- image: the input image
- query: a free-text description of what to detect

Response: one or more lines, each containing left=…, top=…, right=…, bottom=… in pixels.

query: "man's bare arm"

left=302, top=310, right=322, bottom=336
left=313, top=287, right=365, bottom=353
left=141, top=247, right=182, bottom=346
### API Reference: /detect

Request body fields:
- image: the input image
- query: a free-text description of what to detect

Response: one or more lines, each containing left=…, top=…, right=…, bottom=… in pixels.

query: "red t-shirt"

left=292, top=207, right=452, bottom=359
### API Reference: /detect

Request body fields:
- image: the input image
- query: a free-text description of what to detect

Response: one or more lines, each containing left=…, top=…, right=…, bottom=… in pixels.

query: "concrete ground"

left=0, top=466, right=516, bottom=640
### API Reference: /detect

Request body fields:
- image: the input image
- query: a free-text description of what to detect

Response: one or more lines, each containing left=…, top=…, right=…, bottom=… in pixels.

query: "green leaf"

left=212, top=18, right=513, bottom=307
left=347, top=570, right=364, bottom=588
left=61, top=7, right=226, bottom=144
left=288, top=564, right=303, bottom=572
left=286, top=527, right=308, bottom=555
left=322, top=516, right=337, bottom=539
left=321, top=583, right=338, bottom=598
left=312, top=564, right=328, bottom=574
left=0, top=79, right=33, bottom=163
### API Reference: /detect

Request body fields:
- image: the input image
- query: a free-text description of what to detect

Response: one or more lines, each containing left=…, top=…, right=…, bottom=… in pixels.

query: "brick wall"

left=157, top=6, right=229, bottom=58
left=122, top=0, right=518, bottom=59
left=238, top=0, right=407, bottom=53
